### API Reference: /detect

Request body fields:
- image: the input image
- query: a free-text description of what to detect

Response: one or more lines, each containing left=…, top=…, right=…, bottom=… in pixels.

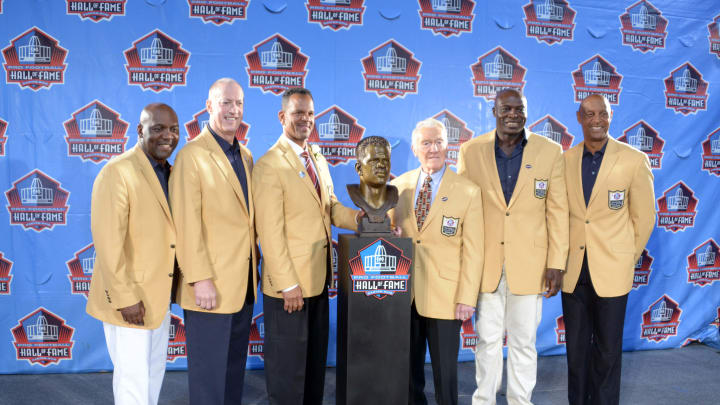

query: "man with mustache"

left=252, top=87, right=359, bottom=405
left=86, top=103, right=180, bottom=405
left=562, top=94, right=655, bottom=405
left=170, top=78, right=258, bottom=404
left=458, top=89, right=569, bottom=405
left=391, top=118, right=484, bottom=405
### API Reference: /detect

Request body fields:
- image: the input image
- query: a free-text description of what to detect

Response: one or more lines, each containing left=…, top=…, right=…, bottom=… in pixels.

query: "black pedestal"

left=336, top=233, right=413, bottom=405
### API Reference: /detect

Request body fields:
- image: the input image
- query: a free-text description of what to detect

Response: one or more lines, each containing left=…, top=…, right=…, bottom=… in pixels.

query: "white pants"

left=472, top=271, right=542, bottom=405
left=103, top=311, right=171, bottom=405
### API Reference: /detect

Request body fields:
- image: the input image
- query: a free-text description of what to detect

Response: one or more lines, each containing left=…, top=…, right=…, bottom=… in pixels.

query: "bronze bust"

left=347, top=136, right=398, bottom=235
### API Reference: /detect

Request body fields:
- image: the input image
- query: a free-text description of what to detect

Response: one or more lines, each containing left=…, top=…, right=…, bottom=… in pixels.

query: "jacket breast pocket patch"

left=608, top=190, right=626, bottom=210
left=441, top=216, right=459, bottom=237
left=534, top=179, right=548, bottom=199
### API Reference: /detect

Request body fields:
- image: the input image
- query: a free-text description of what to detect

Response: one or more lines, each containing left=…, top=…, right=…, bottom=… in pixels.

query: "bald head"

left=578, top=93, right=611, bottom=114
left=137, top=103, right=179, bottom=163
left=206, top=78, right=244, bottom=140
left=493, top=89, right=527, bottom=137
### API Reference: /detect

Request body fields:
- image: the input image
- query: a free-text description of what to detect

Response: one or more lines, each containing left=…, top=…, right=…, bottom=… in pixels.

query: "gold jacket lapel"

left=202, top=131, right=250, bottom=215
left=588, top=138, right=619, bottom=208
left=133, top=145, right=172, bottom=222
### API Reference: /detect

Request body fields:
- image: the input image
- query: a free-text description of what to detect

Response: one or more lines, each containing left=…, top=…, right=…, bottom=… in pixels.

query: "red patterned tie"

left=415, top=175, right=432, bottom=230
left=301, top=151, right=321, bottom=197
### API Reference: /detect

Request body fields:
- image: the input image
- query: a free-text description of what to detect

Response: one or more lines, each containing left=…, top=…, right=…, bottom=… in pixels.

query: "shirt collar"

left=142, top=148, right=169, bottom=171
left=582, top=139, right=608, bottom=157
left=419, top=164, right=446, bottom=185
left=282, top=134, right=310, bottom=157
left=494, top=129, right=528, bottom=152
left=208, top=125, right=238, bottom=153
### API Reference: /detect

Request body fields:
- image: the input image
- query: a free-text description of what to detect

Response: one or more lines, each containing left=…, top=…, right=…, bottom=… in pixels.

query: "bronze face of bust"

left=347, top=136, right=398, bottom=235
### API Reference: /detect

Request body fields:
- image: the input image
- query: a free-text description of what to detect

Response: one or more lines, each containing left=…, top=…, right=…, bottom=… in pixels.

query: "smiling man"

left=86, top=103, right=179, bottom=405
left=562, top=94, right=655, bottom=405
left=252, top=87, right=359, bottom=405
left=458, top=89, right=569, bottom=405
left=391, top=118, right=484, bottom=405
left=170, top=78, right=258, bottom=404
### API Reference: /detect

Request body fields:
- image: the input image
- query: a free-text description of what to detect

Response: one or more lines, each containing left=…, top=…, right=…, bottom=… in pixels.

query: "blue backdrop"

left=1, top=0, right=719, bottom=374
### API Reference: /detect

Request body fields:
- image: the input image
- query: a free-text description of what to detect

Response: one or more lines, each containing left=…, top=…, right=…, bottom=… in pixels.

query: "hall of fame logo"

left=6, top=170, right=70, bottom=232
left=686, top=239, right=720, bottom=287
left=619, top=0, right=668, bottom=53
left=470, top=47, right=526, bottom=101
left=432, top=110, right=473, bottom=166
left=709, top=15, right=720, bottom=59
left=664, top=62, right=708, bottom=115
left=66, top=243, right=94, bottom=298
left=362, top=40, right=421, bottom=99
left=0, top=117, right=7, bottom=156
left=529, top=115, right=573, bottom=151
left=460, top=315, right=478, bottom=351
left=245, top=34, right=308, bottom=95
left=66, top=0, right=126, bottom=22
left=188, top=0, right=248, bottom=25
left=248, top=312, right=264, bottom=360
left=418, top=0, right=475, bottom=37
left=2, top=27, right=68, bottom=90
left=167, top=314, right=187, bottom=362
left=572, top=55, right=622, bottom=104
left=348, top=238, right=411, bottom=300
left=522, top=0, right=576, bottom=45
left=308, top=106, right=364, bottom=166
left=11, top=308, right=75, bottom=366
left=184, top=108, right=250, bottom=145
left=307, top=0, right=365, bottom=31
left=0, top=251, right=12, bottom=295
left=555, top=315, right=566, bottom=344
left=633, top=249, right=653, bottom=289
left=328, top=240, right=339, bottom=298
left=656, top=181, right=697, bottom=233
left=124, top=30, right=190, bottom=92
left=63, top=100, right=129, bottom=163
left=617, top=121, right=664, bottom=169
left=701, top=127, right=720, bottom=176
left=641, top=295, right=681, bottom=343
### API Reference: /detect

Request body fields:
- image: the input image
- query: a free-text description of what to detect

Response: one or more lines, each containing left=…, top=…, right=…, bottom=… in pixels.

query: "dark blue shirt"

left=209, top=126, right=249, bottom=207
left=581, top=141, right=608, bottom=206
left=494, top=131, right=527, bottom=205
left=148, top=155, right=171, bottom=201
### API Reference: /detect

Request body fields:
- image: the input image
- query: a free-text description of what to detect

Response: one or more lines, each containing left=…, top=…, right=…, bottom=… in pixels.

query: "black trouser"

left=561, top=254, right=628, bottom=405
left=263, top=287, right=329, bottom=405
left=409, top=301, right=462, bottom=405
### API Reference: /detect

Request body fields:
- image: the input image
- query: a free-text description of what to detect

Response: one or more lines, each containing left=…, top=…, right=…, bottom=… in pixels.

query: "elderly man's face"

left=206, top=81, right=244, bottom=138
left=577, top=94, right=612, bottom=143
left=412, top=126, right=447, bottom=174
left=356, top=144, right=390, bottom=187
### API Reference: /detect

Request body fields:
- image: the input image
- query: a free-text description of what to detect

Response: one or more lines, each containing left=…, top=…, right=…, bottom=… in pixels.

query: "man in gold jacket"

left=86, top=103, right=179, bottom=405
left=391, top=118, right=484, bottom=405
left=170, top=78, right=258, bottom=404
left=562, top=94, right=655, bottom=405
left=458, top=89, right=569, bottom=405
left=252, top=88, right=358, bottom=405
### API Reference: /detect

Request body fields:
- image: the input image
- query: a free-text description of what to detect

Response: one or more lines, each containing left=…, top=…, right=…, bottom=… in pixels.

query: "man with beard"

left=458, top=89, right=569, bottom=405
left=170, top=78, right=258, bottom=404
left=562, top=94, right=655, bottom=405
left=86, top=103, right=180, bottom=405
left=252, top=88, right=359, bottom=405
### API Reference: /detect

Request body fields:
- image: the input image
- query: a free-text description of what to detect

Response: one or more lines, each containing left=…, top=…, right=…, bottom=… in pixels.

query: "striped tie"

left=301, top=151, right=321, bottom=197
left=415, top=175, right=432, bottom=230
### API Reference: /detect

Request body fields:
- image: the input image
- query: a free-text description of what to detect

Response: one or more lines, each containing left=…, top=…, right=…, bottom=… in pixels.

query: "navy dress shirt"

left=209, top=127, right=249, bottom=207
left=494, top=131, right=528, bottom=205
left=581, top=141, right=608, bottom=206
left=148, top=155, right=171, bottom=201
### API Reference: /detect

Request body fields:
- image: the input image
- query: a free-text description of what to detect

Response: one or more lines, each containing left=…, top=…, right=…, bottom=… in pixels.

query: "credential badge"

left=534, top=179, right=548, bottom=199
left=441, top=216, right=459, bottom=237
left=608, top=190, right=625, bottom=210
